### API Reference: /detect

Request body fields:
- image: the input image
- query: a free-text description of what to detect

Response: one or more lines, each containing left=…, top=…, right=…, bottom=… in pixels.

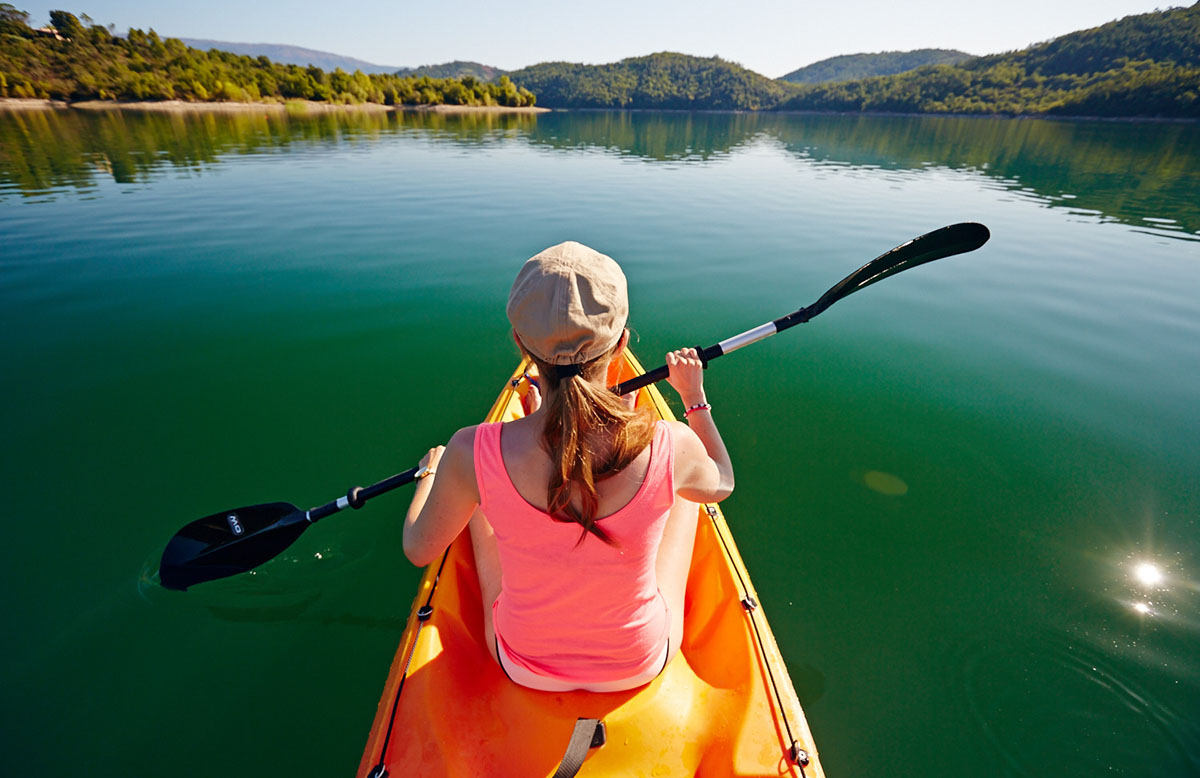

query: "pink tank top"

left=474, top=419, right=675, bottom=683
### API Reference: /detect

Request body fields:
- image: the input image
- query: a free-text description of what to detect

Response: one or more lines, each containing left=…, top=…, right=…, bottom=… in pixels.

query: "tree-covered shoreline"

left=2, top=4, right=1197, bottom=118
left=0, top=8, right=535, bottom=108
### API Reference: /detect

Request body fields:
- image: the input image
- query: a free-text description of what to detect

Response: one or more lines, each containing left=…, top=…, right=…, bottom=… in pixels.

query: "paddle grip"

left=609, top=344, right=722, bottom=397
left=359, top=467, right=422, bottom=502
left=307, top=467, right=421, bottom=522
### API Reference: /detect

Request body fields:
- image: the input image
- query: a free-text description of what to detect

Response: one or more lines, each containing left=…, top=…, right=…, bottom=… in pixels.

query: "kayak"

left=357, top=350, right=825, bottom=778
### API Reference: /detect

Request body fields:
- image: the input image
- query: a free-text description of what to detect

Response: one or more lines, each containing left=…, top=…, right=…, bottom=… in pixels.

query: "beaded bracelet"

left=684, top=402, right=712, bottom=418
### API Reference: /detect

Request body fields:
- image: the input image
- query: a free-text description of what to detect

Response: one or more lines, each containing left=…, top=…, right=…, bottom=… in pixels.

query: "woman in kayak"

left=402, top=241, right=735, bottom=692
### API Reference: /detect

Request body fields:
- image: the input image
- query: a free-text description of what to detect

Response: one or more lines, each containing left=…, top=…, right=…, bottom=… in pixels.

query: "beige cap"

left=506, top=241, right=628, bottom=366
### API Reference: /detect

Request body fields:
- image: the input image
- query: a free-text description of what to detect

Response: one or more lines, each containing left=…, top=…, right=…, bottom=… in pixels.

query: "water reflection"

left=524, top=110, right=768, bottom=162
left=1134, top=561, right=1165, bottom=587
left=2, top=108, right=1197, bottom=237
left=1112, top=552, right=1199, bottom=628
left=762, top=114, right=1200, bottom=239
left=0, top=108, right=538, bottom=194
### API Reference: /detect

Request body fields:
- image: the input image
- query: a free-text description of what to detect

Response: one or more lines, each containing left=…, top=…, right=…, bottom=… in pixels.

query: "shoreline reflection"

left=2, top=109, right=1197, bottom=238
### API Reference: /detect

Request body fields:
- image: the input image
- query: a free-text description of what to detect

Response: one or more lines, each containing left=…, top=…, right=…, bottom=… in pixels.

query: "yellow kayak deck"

left=358, top=351, right=824, bottom=778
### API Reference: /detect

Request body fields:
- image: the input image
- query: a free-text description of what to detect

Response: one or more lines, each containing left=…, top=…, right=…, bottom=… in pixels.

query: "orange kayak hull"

left=358, top=351, right=824, bottom=778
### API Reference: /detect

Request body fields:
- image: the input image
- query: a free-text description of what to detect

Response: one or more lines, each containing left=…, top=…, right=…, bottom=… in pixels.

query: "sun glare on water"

left=1133, top=562, right=1164, bottom=587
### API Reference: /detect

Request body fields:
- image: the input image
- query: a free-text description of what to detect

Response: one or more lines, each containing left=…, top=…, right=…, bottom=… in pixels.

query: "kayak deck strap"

left=550, top=718, right=605, bottom=778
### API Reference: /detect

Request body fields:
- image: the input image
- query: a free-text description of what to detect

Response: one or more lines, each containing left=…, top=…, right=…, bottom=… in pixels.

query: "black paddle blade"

left=806, top=222, right=990, bottom=319
left=159, top=502, right=309, bottom=591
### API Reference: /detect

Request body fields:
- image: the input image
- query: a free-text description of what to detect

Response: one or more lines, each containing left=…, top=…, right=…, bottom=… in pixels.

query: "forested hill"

left=979, top=1, right=1200, bottom=75
left=779, top=49, right=973, bottom=84
left=508, top=53, right=791, bottom=110
left=779, top=3, right=1200, bottom=117
left=396, top=61, right=506, bottom=81
left=504, top=6, right=1199, bottom=116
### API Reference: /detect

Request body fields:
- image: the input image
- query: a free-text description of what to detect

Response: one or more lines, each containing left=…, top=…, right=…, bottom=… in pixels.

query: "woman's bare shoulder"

left=448, top=424, right=481, bottom=447
left=445, top=425, right=484, bottom=461
left=438, top=425, right=482, bottom=500
left=665, top=419, right=706, bottom=458
left=665, top=418, right=698, bottom=442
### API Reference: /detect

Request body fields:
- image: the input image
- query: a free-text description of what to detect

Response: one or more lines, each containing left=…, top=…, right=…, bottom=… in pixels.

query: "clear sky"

left=20, top=1, right=1182, bottom=77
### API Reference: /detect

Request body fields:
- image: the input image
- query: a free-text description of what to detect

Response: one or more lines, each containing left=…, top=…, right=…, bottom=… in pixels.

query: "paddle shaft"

left=306, top=466, right=420, bottom=522
left=612, top=222, right=988, bottom=395
left=327, top=223, right=990, bottom=509
left=160, top=222, right=989, bottom=590
left=609, top=311, right=809, bottom=396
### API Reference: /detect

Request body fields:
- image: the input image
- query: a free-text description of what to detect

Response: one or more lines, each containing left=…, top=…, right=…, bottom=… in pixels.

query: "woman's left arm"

left=403, top=426, right=481, bottom=566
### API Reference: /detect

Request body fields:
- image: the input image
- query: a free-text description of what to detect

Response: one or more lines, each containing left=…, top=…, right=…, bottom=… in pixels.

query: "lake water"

left=2, top=108, right=1198, bottom=777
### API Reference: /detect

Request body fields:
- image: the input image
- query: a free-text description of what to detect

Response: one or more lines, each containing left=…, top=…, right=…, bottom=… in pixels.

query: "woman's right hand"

left=666, top=348, right=707, bottom=407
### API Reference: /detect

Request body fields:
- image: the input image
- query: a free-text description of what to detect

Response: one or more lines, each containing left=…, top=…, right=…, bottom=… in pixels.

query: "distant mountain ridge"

left=780, top=49, right=974, bottom=84
left=175, top=42, right=506, bottom=81
left=176, top=38, right=401, bottom=74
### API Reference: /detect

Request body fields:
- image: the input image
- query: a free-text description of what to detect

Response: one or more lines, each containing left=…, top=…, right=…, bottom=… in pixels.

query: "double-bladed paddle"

left=159, top=222, right=990, bottom=590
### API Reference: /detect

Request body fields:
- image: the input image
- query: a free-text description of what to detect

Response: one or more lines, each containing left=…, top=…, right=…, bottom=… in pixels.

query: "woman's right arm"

left=665, top=348, right=735, bottom=503
left=403, top=426, right=480, bottom=566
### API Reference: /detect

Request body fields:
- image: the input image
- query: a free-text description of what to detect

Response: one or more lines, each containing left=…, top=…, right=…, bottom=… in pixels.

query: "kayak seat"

left=368, top=528, right=776, bottom=776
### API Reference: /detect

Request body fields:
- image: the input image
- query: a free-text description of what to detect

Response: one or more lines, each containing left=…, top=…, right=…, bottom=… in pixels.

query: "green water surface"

left=1, top=108, right=1198, bottom=777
